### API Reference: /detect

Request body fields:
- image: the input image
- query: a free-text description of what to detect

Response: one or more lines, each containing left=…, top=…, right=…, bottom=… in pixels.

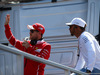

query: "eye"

left=30, top=30, right=34, bottom=33
left=69, top=26, right=72, bottom=29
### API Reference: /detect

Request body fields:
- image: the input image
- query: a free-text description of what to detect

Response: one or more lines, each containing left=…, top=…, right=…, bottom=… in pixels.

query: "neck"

left=75, top=31, right=84, bottom=38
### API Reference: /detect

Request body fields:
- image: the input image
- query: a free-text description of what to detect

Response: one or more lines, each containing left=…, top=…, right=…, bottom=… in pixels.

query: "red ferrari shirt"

left=5, top=24, right=51, bottom=75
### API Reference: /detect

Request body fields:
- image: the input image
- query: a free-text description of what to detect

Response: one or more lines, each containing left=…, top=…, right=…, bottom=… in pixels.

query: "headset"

left=30, top=38, right=43, bottom=45
left=30, top=40, right=37, bottom=45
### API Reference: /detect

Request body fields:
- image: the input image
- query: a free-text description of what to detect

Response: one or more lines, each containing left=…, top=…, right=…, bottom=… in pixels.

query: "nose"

left=29, top=32, right=31, bottom=35
left=69, top=27, right=71, bottom=30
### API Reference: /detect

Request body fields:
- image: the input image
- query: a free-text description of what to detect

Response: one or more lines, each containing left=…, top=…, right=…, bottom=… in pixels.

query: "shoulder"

left=79, top=32, right=90, bottom=43
left=43, top=42, right=51, bottom=46
left=43, top=42, right=51, bottom=48
left=80, top=32, right=94, bottom=44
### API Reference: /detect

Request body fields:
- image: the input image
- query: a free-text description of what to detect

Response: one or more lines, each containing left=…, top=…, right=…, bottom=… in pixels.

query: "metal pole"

left=65, top=70, right=71, bottom=75
left=0, top=44, right=88, bottom=75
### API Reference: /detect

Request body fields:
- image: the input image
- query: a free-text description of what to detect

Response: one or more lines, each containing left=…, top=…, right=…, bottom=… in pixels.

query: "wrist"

left=27, top=46, right=32, bottom=49
left=86, top=69, right=91, bottom=73
left=5, top=22, right=9, bottom=25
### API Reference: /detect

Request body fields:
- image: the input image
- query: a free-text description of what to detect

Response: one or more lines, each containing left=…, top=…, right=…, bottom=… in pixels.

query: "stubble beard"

left=71, top=34, right=74, bottom=36
left=31, top=36, right=38, bottom=41
left=70, top=31, right=74, bottom=36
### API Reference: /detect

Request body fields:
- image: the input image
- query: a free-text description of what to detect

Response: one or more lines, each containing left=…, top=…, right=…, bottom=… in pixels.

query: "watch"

left=86, top=69, right=91, bottom=73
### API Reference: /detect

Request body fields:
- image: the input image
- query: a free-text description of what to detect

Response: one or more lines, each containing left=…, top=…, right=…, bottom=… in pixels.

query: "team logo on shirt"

left=82, top=36, right=89, bottom=43
left=35, top=47, right=38, bottom=50
left=35, top=49, right=42, bottom=52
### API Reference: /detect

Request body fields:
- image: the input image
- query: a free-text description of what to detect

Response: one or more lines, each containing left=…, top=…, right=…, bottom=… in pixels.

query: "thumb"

left=24, top=40, right=29, bottom=43
left=24, top=40, right=27, bottom=42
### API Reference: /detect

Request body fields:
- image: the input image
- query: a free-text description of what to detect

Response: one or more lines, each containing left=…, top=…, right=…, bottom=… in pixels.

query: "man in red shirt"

left=4, top=14, right=51, bottom=75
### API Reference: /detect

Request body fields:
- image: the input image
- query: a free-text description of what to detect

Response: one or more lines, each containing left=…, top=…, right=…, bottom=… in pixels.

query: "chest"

left=78, top=40, right=87, bottom=55
left=33, top=44, right=45, bottom=53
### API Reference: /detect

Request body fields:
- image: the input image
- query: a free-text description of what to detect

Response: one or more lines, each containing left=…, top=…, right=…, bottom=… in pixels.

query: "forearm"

left=87, top=50, right=96, bottom=71
left=75, top=53, right=85, bottom=70
left=26, top=46, right=36, bottom=54
left=5, top=24, right=15, bottom=45
left=84, top=40, right=96, bottom=71
left=4, top=24, right=25, bottom=50
left=39, top=45, right=51, bottom=60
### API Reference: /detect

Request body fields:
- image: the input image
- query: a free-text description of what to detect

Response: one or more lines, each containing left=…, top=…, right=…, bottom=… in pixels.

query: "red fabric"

left=5, top=24, right=51, bottom=75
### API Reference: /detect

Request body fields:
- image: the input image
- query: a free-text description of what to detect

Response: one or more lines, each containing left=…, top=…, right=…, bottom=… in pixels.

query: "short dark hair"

left=79, top=24, right=87, bottom=31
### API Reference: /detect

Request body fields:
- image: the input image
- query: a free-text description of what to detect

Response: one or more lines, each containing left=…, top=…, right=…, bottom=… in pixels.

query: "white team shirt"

left=75, top=31, right=100, bottom=71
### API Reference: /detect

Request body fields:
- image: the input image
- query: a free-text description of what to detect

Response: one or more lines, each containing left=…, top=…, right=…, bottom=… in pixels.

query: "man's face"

left=29, top=30, right=39, bottom=40
left=69, top=25, right=76, bottom=36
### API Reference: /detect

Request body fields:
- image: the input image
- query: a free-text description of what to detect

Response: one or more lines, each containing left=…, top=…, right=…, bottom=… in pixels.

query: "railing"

left=0, top=44, right=88, bottom=75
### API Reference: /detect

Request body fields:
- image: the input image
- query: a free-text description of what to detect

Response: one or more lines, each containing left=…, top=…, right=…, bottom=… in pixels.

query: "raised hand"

left=22, top=40, right=30, bottom=49
left=5, top=14, right=10, bottom=25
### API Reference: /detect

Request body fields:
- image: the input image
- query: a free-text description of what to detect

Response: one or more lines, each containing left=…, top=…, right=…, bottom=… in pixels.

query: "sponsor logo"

left=35, top=49, right=42, bottom=52
left=39, top=26, right=43, bottom=30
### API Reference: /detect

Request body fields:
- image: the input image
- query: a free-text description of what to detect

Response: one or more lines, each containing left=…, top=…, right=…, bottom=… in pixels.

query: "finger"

left=7, top=14, right=10, bottom=17
left=23, top=41, right=26, bottom=43
left=5, top=14, right=10, bottom=21
left=24, top=40, right=29, bottom=44
left=5, top=16, right=7, bottom=20
left=22, top=42, right=25, bottom=44
left=7, top=14, right=10, bottom=20
left=22, top=41, right=28, bottom=45
left=5, top=16, right=9, bottom=25
left=24, top=39, right=27, bottom=42
left=22, top=43, right=25, bottom=46
left=22, top=42, right=27, bottom=44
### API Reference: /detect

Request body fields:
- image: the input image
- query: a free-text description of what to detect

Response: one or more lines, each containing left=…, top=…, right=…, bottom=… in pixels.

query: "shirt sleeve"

left=75, top=52, right=85, bottom=70
left=82, top=36, right=96, bottom=71
left=4, top=24, right=26, bottom=51
left=40, top=45, right=51, bottom=59
left=38, top=45, right=51, bottom=75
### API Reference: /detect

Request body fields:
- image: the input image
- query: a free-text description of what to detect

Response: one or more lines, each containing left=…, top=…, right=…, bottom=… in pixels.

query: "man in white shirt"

left=66, top=18, right=100, bottom=75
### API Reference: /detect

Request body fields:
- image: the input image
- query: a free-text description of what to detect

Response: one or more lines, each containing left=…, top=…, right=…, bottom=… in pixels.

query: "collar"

left=78, top=31, right=86, bottom=40
left=37, top=39, right=45, bottom=44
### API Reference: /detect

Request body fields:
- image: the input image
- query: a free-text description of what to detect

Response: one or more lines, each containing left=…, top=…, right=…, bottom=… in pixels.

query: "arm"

left=4, top=14, right=26, bottom=51
left=75, top=52, right=85, bottom=70
left=39, top=45, right=51, bottom=59
left=38, top=45, right=51, bottom=75
left=82, top=36, right=96, bottom=71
